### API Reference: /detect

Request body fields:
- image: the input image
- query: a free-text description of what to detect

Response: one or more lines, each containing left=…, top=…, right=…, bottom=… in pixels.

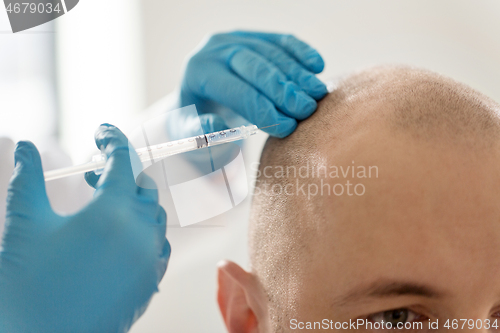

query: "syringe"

left=44, top=125, right=259, bottom=182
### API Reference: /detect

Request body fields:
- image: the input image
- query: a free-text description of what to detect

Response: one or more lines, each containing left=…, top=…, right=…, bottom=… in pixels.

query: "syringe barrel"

left=205, top=125, right=257, bottom=146
left=43, top=125, right=259, bottom=182
left=135, top=125, right=257, bottom=163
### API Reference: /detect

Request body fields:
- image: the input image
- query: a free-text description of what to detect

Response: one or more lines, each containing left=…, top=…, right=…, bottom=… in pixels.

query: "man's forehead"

left=302, top=168, right=500, bottom=310
left=321, top=131, right=499, bottom=219
left=302, top=129, right=500, bottom=284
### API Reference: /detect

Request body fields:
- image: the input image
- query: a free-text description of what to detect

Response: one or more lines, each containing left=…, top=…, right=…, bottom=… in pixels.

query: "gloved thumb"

left=6, top=141, right=52, bottom=219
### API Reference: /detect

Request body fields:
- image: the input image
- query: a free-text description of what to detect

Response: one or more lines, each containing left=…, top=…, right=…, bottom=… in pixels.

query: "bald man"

left=216, top=66, right=500, bottom=332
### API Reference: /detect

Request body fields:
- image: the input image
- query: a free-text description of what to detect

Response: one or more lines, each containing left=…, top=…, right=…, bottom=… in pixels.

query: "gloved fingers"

left=162, top=238, right=171, bottom=260
left=165, top=111, right=228, bottom=142
left=93, top=124, right=139, bottom=194
left=198, top=113, right=229, bottom=134
left=241, top=39, right=327, bottom=100
left=156, top=206, right=170, bottom=282
left=231, top=31, right=325, bottom=73
left=201, top=69, right=297, bottom=137
left=229, top=32, right=327, bottom=99
left=6, top=141, right=52, bottom=218
left=156, top=205, right=167, bottom=243
left=84, top=170, right=100, bottom=189
left=157, top=234, right=171, bottom=283
left=230, top=48, right=317, bottom=120
left=136, top=172, right=159, bottom=204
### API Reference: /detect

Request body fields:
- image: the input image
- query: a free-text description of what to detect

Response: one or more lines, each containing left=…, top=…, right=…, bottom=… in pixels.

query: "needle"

left=257, top=123, right=280, bottom=130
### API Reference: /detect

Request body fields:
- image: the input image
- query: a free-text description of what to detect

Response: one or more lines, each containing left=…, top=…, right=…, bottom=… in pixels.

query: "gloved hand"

left=0, top=124, right=170, bottom=333
left=173, top=31, right=327, bottom=139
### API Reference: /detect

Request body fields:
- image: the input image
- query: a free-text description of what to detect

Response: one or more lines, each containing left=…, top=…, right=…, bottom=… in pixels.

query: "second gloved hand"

left=0, top=125, right=170, bottom=333
left=176, top=31, right=328, bottom=138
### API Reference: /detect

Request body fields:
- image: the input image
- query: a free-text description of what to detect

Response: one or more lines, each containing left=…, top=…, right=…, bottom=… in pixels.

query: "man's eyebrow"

left=333, top=280, right=447, bottom=307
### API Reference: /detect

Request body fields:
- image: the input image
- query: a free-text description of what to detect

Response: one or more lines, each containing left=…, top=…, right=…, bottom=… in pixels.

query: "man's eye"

left=368, top=308, right=425, bottom=325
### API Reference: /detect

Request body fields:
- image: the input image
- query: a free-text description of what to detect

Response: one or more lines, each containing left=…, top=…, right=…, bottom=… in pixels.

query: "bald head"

left=248, top=66, right=500, bottom=331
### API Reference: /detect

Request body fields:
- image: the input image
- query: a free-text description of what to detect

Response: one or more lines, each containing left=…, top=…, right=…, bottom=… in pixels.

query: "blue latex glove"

left=0, top=124, right=170, bottom=333
left=174, top=31, right=328, bottom=139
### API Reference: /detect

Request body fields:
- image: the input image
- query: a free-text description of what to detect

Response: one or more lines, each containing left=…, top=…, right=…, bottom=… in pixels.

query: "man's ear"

left=217, top=260, right=269, bottom=333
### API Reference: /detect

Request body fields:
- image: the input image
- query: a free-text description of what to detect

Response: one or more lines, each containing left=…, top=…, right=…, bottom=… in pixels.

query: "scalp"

left=248, top=65, right=500, bottom=329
